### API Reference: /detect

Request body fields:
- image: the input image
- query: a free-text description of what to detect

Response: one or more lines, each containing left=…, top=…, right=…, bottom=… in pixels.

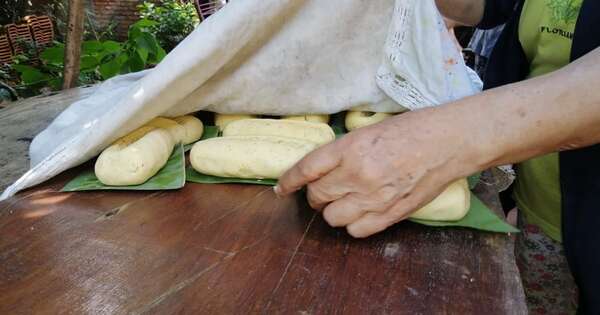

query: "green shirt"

left=514, top=0, right=583, bottom=242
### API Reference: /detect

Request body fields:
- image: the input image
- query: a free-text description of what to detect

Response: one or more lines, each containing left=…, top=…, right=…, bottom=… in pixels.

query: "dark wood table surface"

left=0, top=164, right=526, bottom=314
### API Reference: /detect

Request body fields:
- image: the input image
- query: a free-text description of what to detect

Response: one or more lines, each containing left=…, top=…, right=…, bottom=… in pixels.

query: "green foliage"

left=138, top=0, right=199, bottom=51
left=10, top=19, right=166, bottom=96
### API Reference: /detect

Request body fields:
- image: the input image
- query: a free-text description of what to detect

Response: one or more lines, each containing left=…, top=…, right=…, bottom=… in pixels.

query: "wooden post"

left=62, top=0, right=85, bottom=89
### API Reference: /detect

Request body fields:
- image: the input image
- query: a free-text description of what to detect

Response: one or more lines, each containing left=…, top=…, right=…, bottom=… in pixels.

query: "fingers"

left=321, top=195, right=370, bottom=227
left=345, top=192, right=426, bottom=238
left=306, top=182, right=342, bottom=210
left=275, top=142, right=342, bottom=196
left=346, top=212, right=397, bottom=238
left=305, top=167, right=353, bottom=210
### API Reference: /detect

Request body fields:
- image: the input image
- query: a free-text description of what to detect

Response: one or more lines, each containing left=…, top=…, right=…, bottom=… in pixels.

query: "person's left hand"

left=274, top=109, right=477, bottom=238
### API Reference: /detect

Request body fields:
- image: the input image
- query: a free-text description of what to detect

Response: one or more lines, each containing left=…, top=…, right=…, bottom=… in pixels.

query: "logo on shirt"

left=539, top=26, right=574, bottom=39
left=547, top=0, right=581, bottom=25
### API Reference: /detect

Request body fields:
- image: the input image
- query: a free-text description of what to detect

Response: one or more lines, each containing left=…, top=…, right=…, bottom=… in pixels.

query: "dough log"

left=214, top=113, right=257, bottom=131
left=409, top=179, right=471, bottom=221
left=283, top=114, right=330, bottom=124
left=190, top=135, right=319, bottom=179
left=95, top=126, right=174, bottom=186
left=222, top=119, right=335, bottom=146
left=345, top=111, right=393, bottom=131
left=145, top=117, right=186, bottom=144
left=172, top=115, right=204, bottom=145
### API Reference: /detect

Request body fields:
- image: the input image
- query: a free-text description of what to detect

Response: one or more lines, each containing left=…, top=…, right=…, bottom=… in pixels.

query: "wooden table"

left=0, top=165, right=526, bottom=314
left=0, top=90, right=525, bottom=314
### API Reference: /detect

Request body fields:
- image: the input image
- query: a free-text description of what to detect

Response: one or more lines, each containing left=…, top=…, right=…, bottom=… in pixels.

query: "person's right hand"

left=275, top=107, right=481, bottom=238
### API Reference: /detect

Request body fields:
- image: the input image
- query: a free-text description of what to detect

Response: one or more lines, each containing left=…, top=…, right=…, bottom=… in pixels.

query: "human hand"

left=275, top=108, right=478, bottom=238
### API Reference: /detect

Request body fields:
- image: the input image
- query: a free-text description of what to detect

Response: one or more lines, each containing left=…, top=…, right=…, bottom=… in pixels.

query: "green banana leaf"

left=186, top=167, right=277, bottom=186
left=332, top=125, right=345, bottom=138
left=62, top=143, right=186, bottom=191
left=183, top=126, right=219, bottom=152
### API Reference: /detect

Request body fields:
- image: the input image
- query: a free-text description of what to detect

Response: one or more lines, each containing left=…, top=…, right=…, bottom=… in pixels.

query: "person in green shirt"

left=511, top=1, right=583, bottom=312
left=515, top=0, right=583, bottom=244
left=276, top=0, right=600, bottom=314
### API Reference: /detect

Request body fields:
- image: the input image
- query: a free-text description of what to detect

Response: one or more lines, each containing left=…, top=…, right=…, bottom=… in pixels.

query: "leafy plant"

left=11, top=19, right=166, bottom=95
left=138, top=0, right=199, bottom=51
left=104, top=19, right=167, bottom=76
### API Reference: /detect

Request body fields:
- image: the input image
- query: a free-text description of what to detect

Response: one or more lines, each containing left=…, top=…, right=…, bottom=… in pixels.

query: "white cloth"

left=1, top=0, right=481, bottom=200
left=376, top=0, right=482, bottom=109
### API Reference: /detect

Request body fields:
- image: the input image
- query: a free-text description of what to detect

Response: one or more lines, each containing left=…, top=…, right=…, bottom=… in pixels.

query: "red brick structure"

left=0, top=34, right=12, bottom=64
left=91, top=0, right=141, bottom=40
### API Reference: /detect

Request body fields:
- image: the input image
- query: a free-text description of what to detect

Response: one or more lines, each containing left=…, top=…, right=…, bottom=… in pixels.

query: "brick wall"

left=91, top=0, right=141, bottom=40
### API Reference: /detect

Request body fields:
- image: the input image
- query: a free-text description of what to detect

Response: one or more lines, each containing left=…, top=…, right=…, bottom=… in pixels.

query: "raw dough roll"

left=283, top=114, right=330, bottom=124
left=345, top=111, right=394, bottom=131
left=214, top=113, right=257, bottom=131
left=145, top=117, right=186, bottom=144
left=409, top=179, right=470, bottom=221
left=172, top=115, right=204, bottom=145
left=95, top=126, right=174, bottom=186
left=222, top=119, right=335, bottom=146
left=190, top=135, right=319, bottom=179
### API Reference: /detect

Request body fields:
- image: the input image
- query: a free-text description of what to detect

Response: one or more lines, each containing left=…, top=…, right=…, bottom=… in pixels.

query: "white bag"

left=1, top=0, right=480, bottom=200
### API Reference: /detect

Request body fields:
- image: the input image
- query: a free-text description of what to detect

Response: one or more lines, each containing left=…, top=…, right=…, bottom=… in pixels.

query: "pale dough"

left=190, top=135, right=319, bottom=179
left=214, top=113, right=258, bottom=131
left=173, top=115, right=204, bottom=144
left=345, top=111, right=393, bottom=131
left=283, top=114, right=330, bottom=124
left=409, top=179, right=470, bottom=221
left=222, top=119, right=335, bottom=146
left=95, top=127, right=174, bottom=186
left=145, top=117, right=187, bottom=144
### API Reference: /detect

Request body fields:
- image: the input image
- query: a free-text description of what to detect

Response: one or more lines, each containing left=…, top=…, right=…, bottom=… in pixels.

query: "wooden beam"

left=62, top=0, right=85, bottom=89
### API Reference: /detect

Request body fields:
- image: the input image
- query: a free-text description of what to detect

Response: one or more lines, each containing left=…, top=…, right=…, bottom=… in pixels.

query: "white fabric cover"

left=1, top=0, right=481, bottom=200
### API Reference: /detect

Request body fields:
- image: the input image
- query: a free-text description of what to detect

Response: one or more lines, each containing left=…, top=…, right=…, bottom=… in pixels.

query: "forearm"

left=445, top=47, right=600, bottom=174
left=435, top=0, right=484, bottom=26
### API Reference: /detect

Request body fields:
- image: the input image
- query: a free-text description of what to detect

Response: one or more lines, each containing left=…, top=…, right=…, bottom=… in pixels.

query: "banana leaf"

left=186, top=167, right=277, bottom=186
left=332, top=125, right=345, bottom=138
left=62, top=143, right=186, bottom=191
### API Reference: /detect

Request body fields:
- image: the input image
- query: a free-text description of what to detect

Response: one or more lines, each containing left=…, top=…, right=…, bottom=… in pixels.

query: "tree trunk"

left=62, top=0, right=85, bottom=89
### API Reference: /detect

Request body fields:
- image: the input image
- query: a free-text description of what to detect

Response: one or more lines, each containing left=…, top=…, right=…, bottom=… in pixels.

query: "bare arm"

left=435, top=0, right=485, bottom=26
left=276, top=47, right=600, bottom=238
left=454, top=47, right=600, bottom=170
